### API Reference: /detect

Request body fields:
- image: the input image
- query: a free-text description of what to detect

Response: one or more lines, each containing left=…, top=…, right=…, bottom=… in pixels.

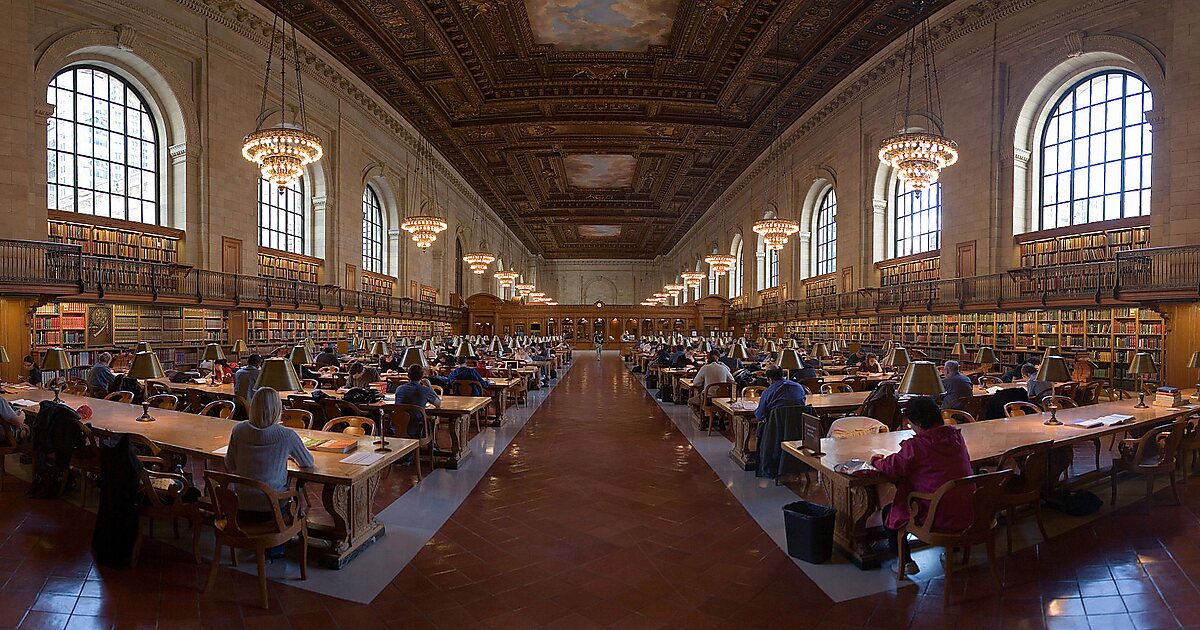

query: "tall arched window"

left=708, top=267, right=719, bottom=296
left=362, top=186, right=384, bottom=273
left=1039, top=70, right=1152, bottom=229
left=894, top=180, right=941, bottom=258
left=814, top=188, right=837, bottom=276
left=259, top=176, right=305, bottom=254
left=454, top=238, right=464, bottom=297
left=47, top=66, right=160, bottom=224
left=757, top=237, right=778, bottom=290
left=729, top=237, right=743, bottom=298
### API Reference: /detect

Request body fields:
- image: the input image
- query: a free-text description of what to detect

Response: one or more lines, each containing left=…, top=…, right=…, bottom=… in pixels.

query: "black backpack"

left=92, top=433, right=142, bottom=568
left=343, top=387, right=384, bottom=405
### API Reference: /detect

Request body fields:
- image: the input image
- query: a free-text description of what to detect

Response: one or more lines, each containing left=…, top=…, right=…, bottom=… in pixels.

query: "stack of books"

left=1153, top=387, right=1183, bottom=408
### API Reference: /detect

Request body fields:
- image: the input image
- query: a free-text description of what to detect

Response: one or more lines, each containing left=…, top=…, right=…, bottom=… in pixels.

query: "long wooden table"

left=783, top=400, right=1196, bottom=569
left=5, top=391, right=417, bottom=569
left=713, top=392, right=872, bottom=470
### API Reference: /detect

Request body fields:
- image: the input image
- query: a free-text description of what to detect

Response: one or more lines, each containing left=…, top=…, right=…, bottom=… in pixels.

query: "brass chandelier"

left=877, top=0, right=958, bottom=190
left=462, top=205, right=495, bottom=274
left=705, top=252, right=736, bottom=275
left=680, top=271, right=706, bottom=288
left=494, top=270, right=519, bottom=287
left=753, top=212, right=800, bottom=251
left=515, top=282, right=534, bottom=296
left=243, top=3, right=323, bottom=192
left=401, top=138, right=449, bottom=250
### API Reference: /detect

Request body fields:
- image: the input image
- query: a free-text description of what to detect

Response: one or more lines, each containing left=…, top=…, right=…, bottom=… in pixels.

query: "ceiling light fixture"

left=494, top=270, right=519, bottom=287
left=705, top=253, right=736, bottom=275
left=681, top=271, right=706, bottom=288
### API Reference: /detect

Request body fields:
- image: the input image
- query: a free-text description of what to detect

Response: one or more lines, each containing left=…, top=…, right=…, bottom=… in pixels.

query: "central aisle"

left=385, top=352, right=832, bottom=626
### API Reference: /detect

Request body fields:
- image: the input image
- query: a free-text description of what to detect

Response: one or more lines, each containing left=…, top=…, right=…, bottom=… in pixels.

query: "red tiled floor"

left=5, top=354, right=1200, bottom=628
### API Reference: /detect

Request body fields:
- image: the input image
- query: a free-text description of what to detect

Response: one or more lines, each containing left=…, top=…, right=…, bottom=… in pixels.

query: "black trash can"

left=783, top=501, right=836, bottom=564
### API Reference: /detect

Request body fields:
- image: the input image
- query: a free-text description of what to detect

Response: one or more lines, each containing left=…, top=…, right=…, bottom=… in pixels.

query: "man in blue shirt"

left=755, top=367, right=808, bottom=421
left=233, top=353, right=263, bottom=401
left=393, top=364, right=441, bottom=438
left=940, top=360, right=974, bottom=410
left=446, top=356, right=491, bottom=396
left=87, top=352, right=116, bottom=395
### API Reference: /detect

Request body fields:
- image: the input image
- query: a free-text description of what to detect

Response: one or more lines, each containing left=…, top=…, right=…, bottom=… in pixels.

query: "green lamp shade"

left=1128, top=352, right=1157, bottom=375
left=974, top=346, right=999, bottom=365
left=369, top=341, right=389, bottom=356
left=898, top=361, right=946, bottom=396
left=1036, top=355, right=1073, bottom=383
left=288, top=345, right=314, bottom=365
left=810, top=342, right=830, bottom=359
left=126, top=351, right=164, bottom=380
left=202, top=343, right=226, bottom=362
left=950, top=342, right=965, bottom=357
left=456, top=341, right=477, bottom=358
left=886, top=347, right=911, bottom=369
left=401, top=347, right=428, bottom=368
left=0, top=345, right=9, bottom=364
left=729, top=343, right=749, bottom=360
left=41, top=348, right=72, bottom=372
left=231, top=339, right=249, bottom=353
left=135, top=342, right=153, bottom=353
left=777, top=348, right=802, bottom=371
left=1188, top=351, right=1200, bottom=370
left=489, top=338, right=503, bottom=353
left=254, top=357, right=301, bottom=392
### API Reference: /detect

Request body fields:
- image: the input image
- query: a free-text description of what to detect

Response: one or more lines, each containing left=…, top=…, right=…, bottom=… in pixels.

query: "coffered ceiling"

left=275, top=0, right=946, bottom=258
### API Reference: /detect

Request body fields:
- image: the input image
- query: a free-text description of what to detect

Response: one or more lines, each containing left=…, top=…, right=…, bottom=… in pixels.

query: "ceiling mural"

left=564, top=154, right=638, bottom=188
left=278, top=0, right=948, bottom=258
left=524, top=0, right=680, bottom=51
left=578, top=225, right=623, bottom=238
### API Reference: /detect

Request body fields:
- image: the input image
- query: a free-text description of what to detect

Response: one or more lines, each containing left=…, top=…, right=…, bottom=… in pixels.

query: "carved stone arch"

left=583, top=276, right=618, bottom=305
left=1007, top=32, right=1166, bottom=235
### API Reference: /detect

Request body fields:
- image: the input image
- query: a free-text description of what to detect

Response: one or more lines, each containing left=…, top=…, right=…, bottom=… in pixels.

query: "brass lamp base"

left=136, top=403, right=156, bottom=423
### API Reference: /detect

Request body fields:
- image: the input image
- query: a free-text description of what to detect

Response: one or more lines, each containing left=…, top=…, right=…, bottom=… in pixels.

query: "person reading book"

left=224, top=388, right=314, bottom=558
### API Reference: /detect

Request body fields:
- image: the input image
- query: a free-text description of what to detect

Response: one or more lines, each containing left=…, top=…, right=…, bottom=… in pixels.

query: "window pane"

left=258, top=176, right=306, bottom=254
left=362, top=186, right=384, bottom=273
left=1037, top=71, right=1152, bottom=229
left=894, top=180, right=941, bottom=257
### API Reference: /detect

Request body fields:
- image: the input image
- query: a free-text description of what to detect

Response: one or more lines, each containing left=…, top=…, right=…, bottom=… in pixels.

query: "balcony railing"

left=0, top=239, right=82, bottom=286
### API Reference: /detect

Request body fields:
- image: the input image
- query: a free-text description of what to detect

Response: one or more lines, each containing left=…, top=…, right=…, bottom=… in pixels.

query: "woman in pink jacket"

left=870, top=396, right=974, bottom=574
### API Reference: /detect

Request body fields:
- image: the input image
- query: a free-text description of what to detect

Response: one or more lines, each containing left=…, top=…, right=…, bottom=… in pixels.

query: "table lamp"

left=369, top=341, right=388, bottom=357
left=1188, top=350, right=1200, bottom=401
left=881, top=340, right=894, bottom=358
left=810, top=342, right=830, bottom=371
left=135, top=341, right=153, bottom=353
left=1042, top=346, right=1060, bottom=363
left=488, top=337, right=503, bottom=354
left=1035, top=355, right=1073, bottom=425
left=401, top=346, right=428, bottom=369
left=950, top=342, right=965, bottom=360
left=898, top=361, right=945, bottom=397
left=304, top=337, right=316, bottom=354
left=231, top=339, right=248, bottom=361
left=777, top=348, right=802, bottom=379
left=202, top=343, right=225, bottom=362
left=766, top=341, right=778, bottom=355
left=40, top=348, right=72, bottom=403
left=254, top=357, right=302, bottom=410
left=886, top=347, right=910, bottom=372
left=1128, top=352, right=1157, bottom=409
left=729, top=342, right=749, bottom=361
left=127, top=351, right=165, bottom=421
left=287, top=345, right=314, bottom=393
left=974, top=346, right=998, bottom=372
left=456, top=340, right=477, bottom=358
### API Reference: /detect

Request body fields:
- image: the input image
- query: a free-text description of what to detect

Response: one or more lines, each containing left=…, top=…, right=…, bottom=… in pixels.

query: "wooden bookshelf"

left=361, top=270, right=396, bottom=296
left=759, top=287, right=781, bottom=305
left=803, top=275, right=837, bottom=298
left=877, top=253, right=940, bottom=287
left=418, top=285, right=438, bottom=304
left=47, top=211, right=183, bottom=264
left=244, top=309, right=450, bottom=354
left=1016, top=217, right=1149, bottom=268
left=258, top=248, right=321, bottom=283
left=778, top=306, right=1165, bottom=390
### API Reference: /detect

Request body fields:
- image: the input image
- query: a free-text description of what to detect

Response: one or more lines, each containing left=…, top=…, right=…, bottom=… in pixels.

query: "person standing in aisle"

left=593, top=331, right=604, bottom=361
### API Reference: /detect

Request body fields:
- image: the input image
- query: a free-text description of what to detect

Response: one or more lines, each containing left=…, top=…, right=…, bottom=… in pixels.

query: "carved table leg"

left=440, top=413, right=472, bottom=470
left=819, top=473, right=882, bottom=569
left=316, top=473, right=385, bottom=568
left=729, top=415, right=758, bottom=470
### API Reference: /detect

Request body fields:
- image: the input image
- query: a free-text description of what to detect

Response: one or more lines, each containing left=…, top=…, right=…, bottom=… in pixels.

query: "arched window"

left=814, top=188, right=837, bottom=276
left=894, top=180, right=941, bottom=258
left=47, top=66, right=160, bottom=224
left=708, top=267, right=719, bottom=296
left=1039, top=70, right=1152, bottom=229
left=259, top=176, right=305, bottom=254
left=362, top=186, right=384, bottom=274
left=757, top=237, right=779, bottom=291
left=729, top=236, right=743, bottom=298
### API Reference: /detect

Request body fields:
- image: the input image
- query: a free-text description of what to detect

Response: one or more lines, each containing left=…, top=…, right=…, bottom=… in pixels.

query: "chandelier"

left=705, top=253, right=736, bottom=275
left=494, top=270, right=519, bottom=287
left=243, top=5, right=323, bottom=192
left=652, top=292, right=669, bottom=301
left=664, top=283, right=685, bottom=294
left=752, top=212, right=799, bottom=251
left=401, top=215, right=448, bottom=249
left=681, top=271, right=706, bottom=288
left=545, top=301, right=558, bottom=306
left=463, top=250, right=496, bottom=275
left=528, top=291, right=546, bottom=301
left=515, top=283, right=534, bottom=296
left=878, top=0, right=957, bottom=191
left=641, top=300, right=657, bottom=306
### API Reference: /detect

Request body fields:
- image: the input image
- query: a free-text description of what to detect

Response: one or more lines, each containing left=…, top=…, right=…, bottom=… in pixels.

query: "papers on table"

left=341, top=451, right=386, bottom=466
left=212, top=445, right=229, bottom=455
left=731, top=400, right=758, bottom=411
left=8, top=399, right=37, bottom=408
left=1068, top=414, right=1135, bottom=428
left=192, top=379, right=208, bottom=384
left=985, top=386, right=1003, bottom=395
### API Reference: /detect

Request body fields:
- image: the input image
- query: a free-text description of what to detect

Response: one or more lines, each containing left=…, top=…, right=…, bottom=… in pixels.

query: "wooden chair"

left=203, top=471, right=307, bottom=609
left=145, top=381, right=170, bottom=397
left=702, top=382, right=734, bottom=435
left=431, top=385, right=444, bottom=397
left=317, top=366, right=338, bottom=377
left=280, top=409, right=313, bottom=430
left=448, top=380, right=486, bottom=431
left=1039, top=395, right=1077, bottom=412
left=199, top=400, right=235, bottom=419
left=1075, top=381, right=1101, bottom=406
left=379, top=404, right=434, bottom=479
left=132, top=444, right=203, bottom=567
left=64, top=380, right=89, bottom=396
left=322, top=416, right=375, bottom=436
left=820, top=383, right=853, bottom=394
left=300, top=379, right=319, bottom=391
left=741, top=386, right=766, bottom=400
left=1004, top=401, right=1043, bottom=418
left=978, top=376, right=1003, bottom=388
left=994, top=440, right=1053, bottom=553
left=318, top=398, right=372, bottom=426
left=182, top=388, right=212, bottom=414
left=289, top=398, right=327, bottom=428
left=841, top=375, right=868, bottom=391
left=941, top=409, right=976, bottom=425
left=1179, top=413, right=1200, bottom=480
left=232, top=395, right=252, bottom=421
left=0, top=423, right=25, bottom=491
left=145, top=394, right=179, bottom=411
left=104, top=391, right=134, bottom=404
left=1099, top=387, right=1132, bottom=402
left=897, top=469, right=1013, bottom=606
left=1110, top=419, right=1186, bottom=513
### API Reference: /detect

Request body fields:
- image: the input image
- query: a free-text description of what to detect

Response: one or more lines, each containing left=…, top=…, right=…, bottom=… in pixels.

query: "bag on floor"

left=645, top=373, right=658, bottom=389
left=658, top=387, right=673, bottom=403
left=632, top=366, right=643, bottom=374
left=550, top=369, right=558, bottom=379
left=1053, top=490, right=1103, bottom=516
left=92, top=433, right=141, bottom=568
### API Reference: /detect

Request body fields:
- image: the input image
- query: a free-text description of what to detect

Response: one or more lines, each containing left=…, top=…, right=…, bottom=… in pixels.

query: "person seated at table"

left=447, top=357, right=491, bottom=395
left=377, top=350, right=402, bottom=374
left=846, top=347, right=867, bottom=368
left=346, top=362, right=381, bottom=390
left=870, top=396, right=973, bottom=574
left=224, top=388, right=315, bottom=559
left=22, top=356, right=42, bottom=387
left=669, top=345, right=694, bottom=369
left=234, top=354, right=263, bottom=401
left=688, top=352, right=735, bottom=408
left=393, top=364, right=442, bottom=440
left=314, top=345, right=339, bottom=368
left=512, top=346, right=531, bottom=363
left=754, top=367, right=808, bottom=422
left=794, top=359, right=819, bottom=381
left=1000, top=361, right=1025, bottom=383
left=0, top=397, right=29, bottom=444
left=468, top=358, right=495, bottom=379
left=211, top=359, right=234, bottom=384
left=86, top=352, right=116, bottom=396
left=1022, top=363, right=1053, bottom=401
left=940, top=360, right=974, bottom=411
left=856, top=353, right=883, bottom=374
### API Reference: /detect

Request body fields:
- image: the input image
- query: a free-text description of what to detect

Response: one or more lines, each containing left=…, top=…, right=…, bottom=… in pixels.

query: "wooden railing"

left=732, top=245, right=1200, bottom=325
left=0, top=241, right=462, bottom=323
